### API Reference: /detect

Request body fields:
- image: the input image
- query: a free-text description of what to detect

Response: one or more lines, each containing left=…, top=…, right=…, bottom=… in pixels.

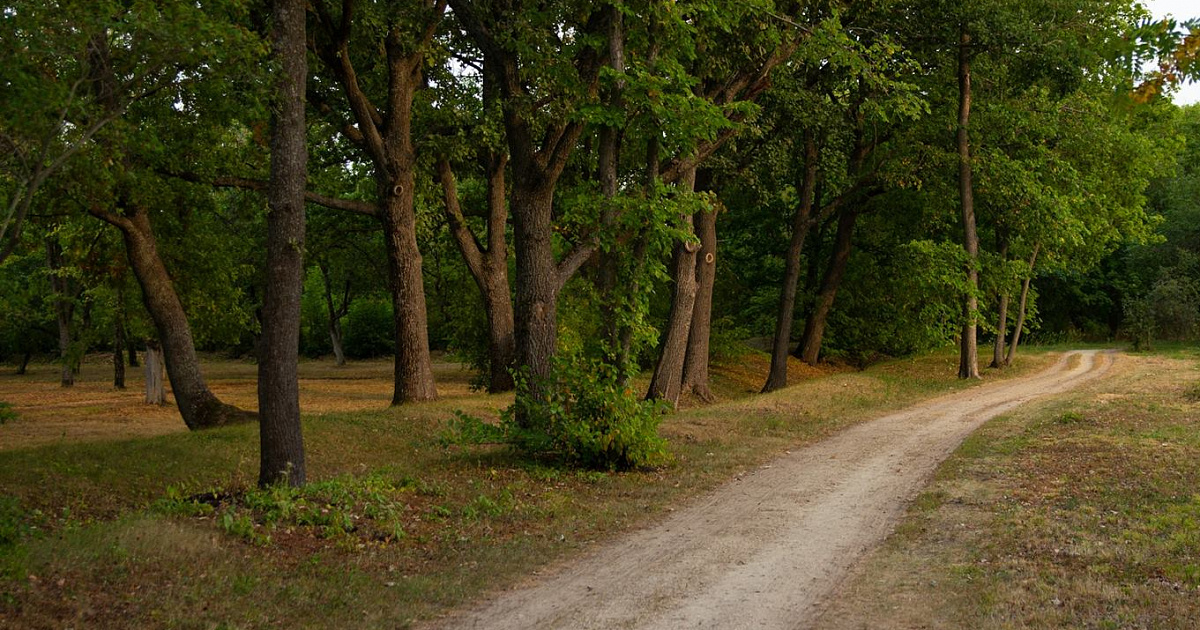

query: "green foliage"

left=341, top=297, right=394, bottom=359
left=504, top=356, right=671, bottom=471
left=157, top=473, right=420, bottom=547
left=0, top=402, right=17, bottom=426
left=1123, top=296, right=1156, bottom=351
left=0, top=497, right=44, bottom=547
left=447, top=356, right=673, bottom=471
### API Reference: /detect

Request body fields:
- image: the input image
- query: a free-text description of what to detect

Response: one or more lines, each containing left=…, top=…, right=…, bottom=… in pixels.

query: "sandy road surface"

left=431, top=350, right=1113, bottom=630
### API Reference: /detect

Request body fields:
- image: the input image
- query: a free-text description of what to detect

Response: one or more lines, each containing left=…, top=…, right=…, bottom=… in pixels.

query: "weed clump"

left=0, top=402, right=16, bottom=425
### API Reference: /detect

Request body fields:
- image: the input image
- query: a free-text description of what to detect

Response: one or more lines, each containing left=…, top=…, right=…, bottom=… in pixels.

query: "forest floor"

left=429, top=350, right=1115, bottom=629
left=6, top=346, right=1193, bottom=629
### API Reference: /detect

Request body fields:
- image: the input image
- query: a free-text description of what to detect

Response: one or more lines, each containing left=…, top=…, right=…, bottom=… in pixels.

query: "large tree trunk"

left=1005, top=244, right=1039, bottom=366
left=956, top=30, right=981, bottom=380
left=110, top=210, right=251, bottom=429
left=258, top=0, right=308, bottom=488
left=46, top=239, right=75, bottom=387
left=682, top=199, right=717, bottom=402
left=647, top=168, right=700, bottom=405
left=763, top=134, right=818, bottom=392
left=799, top=208, right=858, bottom=365
left=511, top=182, right=564, bottom=408
left=378, top=175, right=438, bottom=404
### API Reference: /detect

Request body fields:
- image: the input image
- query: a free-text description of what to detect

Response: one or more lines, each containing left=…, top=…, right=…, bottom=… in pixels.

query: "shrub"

left=504, top=356, right=671, bottom=471
left=342, top=297, right=394, bottom=359
left=0, top=402, right=15, bottom=425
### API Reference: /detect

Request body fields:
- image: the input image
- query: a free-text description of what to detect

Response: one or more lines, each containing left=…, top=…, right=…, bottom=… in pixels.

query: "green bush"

left=0, top=402, right=15, bottom=425
left=342, top=297, right=394, bottom=359
left=504, top=356, right=671, bottom=471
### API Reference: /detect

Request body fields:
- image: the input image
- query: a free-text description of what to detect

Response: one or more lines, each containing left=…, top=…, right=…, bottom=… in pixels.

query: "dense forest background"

left=2, top=0, right=1199, bottom=477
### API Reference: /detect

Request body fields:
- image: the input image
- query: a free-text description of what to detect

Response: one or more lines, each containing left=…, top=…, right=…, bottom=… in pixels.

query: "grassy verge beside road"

left=821, top=346, right=1200, bottom=629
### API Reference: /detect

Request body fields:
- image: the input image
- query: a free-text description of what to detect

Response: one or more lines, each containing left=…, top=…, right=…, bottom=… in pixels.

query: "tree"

left=307, top=0, right=447, bottom=404
left=258, top=0, right=308, bottom=488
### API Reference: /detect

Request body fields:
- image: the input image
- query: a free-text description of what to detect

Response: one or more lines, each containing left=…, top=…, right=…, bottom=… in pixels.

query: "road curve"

left=428, top=350, right=1115, bottom=630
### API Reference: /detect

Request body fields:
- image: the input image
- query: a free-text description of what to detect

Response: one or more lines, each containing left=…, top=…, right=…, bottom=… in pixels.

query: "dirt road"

left=432, top=350, right=1115, bottom=630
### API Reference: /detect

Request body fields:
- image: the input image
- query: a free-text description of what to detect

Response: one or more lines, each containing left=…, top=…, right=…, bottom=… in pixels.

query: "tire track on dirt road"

left=430, top=350, right=1115, bottom=630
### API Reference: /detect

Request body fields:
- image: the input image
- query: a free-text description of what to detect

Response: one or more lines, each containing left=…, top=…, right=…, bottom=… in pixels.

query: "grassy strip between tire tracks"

left=820, top=345, right=1200, bottom=629
left=0, top=348, right=1055, bottom=629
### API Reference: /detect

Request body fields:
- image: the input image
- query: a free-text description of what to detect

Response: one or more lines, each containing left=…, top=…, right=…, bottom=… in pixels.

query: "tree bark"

left=377, top=111, right=437, bottom=405
left=436, top=152, right=516, bottom=393
left=682, top=196, right=717, bottom=402
left=258, top=0, right=308, bottom=488
left=113, top=311, right=127, bottom=389
left=1005, top=243, right=1039, bottom=366
left=956, top=29, right=981, bottom=380
left=763, top=134, right=818, bottom=392
left=145, top=341, right=165, bottom=405
left=310, top=3, right=445, bottom=403
left=46, top=239, right=75, bottom=387
left=97, top=208, right=252, bottom=429
left=17, top=351, right=31, bottom=376
left=799, top=208, right=858, bottom=365
left=990, top=239, right=1010, bottom=369
left=318, top=263, right=349, bottom=366
left=127, top=341, right=138, bottom=367
left=647, top=168, right=700, bottom=406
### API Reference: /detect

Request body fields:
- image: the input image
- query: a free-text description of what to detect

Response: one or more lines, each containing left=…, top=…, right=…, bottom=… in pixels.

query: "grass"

left=0, top=402, right=15, bottom=425
left=820, top=346, right=1200, bottom=629
left=0, top=346, right=1057, bottom=629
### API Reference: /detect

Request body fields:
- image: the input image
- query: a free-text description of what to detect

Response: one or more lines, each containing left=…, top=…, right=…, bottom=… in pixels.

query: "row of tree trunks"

left=763, top=134, right=819, bottom=392
left=257, top=0, right=309, bottom=488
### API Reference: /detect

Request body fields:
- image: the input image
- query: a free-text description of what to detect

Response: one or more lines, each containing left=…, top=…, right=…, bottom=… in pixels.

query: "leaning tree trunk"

left=956, top=30, right=981, bottom=380
left=681, top=201, right=718, bottom=402
left=763, top=134, right=818, bottom=392
left=1005, top=243, right=1039, bottom=366
left=258, top=0, right=308, bottom=488
left=110, top=210, right=251, bottom=429
left=799, top=208, right=858, bottom=365
left=647, top=168, right=700, bottom=406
